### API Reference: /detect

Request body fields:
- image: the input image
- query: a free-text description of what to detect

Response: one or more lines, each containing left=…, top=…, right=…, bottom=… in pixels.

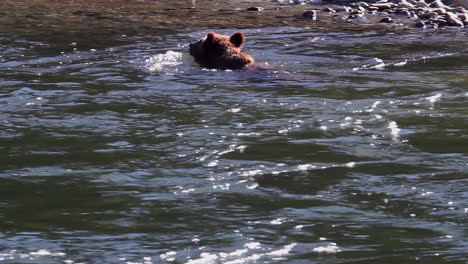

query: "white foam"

left=0, top=249, right=66, bottom=262
left=186, top=252, right=218, bottom=264
left=388, top=121, right=401, bottom=141
left=181, top=188, right=195, bottom=193
left=426, top=93, right=442, bottom=104
left=297, top=164, right=316, bottom=171
left=366, top=100, right=381, bottom=112
left=394, top=60, right=407, bottom=66
left=267, top=243, right=296, bottom=256
left=242, top=169, right=263, bottom=177
left=356, top=58, right=386, bottom=70
left=312, top=242, right=340, bottom=253
left=270, top=218, right=286, bottom=225
left=370, top=63, right=386, bottom=70
left=206, top=160, right=219, bottom=167
left=222, top=243, right=295, bottom=264
left=30, top=249, right=52, bottom=256
left=246, top=183, right=259, bottom=189
left=145, top=50, right=183, bottom=72
left=30, top=249, right=65, bottom=257
left=160, top=251, right=177, bottom=261
left=236, top=132, right=262, bottom=136
left=221, top=249, right=248, bottom=257
left=237, top=145, right=247, bottom=152
left=224, top=254, right=262, bottom=264
left=245, top=242, right=261, bottom=249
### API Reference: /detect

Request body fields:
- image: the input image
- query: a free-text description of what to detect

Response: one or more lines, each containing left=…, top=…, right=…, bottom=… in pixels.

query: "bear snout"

left=189, top=40, right=202, bottom=56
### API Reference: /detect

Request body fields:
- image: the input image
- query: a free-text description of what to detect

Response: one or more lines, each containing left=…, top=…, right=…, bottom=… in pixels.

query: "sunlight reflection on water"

left=0, top=25, right=467, bottom=264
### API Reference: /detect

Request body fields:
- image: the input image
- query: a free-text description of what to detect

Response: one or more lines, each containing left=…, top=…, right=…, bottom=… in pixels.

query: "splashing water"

left=145, top=50, right=183, bottom=72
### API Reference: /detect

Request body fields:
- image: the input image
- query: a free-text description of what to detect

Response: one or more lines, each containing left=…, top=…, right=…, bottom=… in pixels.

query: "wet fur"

left=189, top=32, right=254, bottom=70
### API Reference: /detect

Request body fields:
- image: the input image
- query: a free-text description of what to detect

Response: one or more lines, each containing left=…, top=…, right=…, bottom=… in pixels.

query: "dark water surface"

left=1, top=18, right=467, bottom=264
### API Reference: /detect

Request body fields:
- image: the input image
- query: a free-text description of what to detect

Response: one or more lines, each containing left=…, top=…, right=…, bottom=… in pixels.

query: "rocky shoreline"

left=0, top=0, right=466, bottom=42
left=284, top=0, right=468, bottom=28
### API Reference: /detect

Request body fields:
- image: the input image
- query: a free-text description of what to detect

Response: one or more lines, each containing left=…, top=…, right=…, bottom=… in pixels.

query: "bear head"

left=189, top=32, right=254, bottom=70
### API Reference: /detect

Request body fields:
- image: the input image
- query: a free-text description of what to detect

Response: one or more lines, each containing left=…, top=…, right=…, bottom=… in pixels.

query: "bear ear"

left=229, top=32, right=245, bottom=47
left=206, top=32, right=215, bottom=43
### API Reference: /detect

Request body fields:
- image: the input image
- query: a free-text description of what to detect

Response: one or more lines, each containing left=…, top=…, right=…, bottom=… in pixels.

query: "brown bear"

left=189, top=31, right=255, bottom=70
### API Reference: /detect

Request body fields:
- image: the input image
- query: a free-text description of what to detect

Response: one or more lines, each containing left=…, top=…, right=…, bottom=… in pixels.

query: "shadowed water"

left=0, top=22, right=467, bottom=264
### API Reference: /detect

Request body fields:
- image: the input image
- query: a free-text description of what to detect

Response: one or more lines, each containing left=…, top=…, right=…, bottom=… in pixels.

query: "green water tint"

left=1, top=1, right=467, bottom=264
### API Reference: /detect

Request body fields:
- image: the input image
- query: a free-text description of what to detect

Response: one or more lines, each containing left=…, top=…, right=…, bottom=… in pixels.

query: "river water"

left=0, top=9, right=467, bottom=264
